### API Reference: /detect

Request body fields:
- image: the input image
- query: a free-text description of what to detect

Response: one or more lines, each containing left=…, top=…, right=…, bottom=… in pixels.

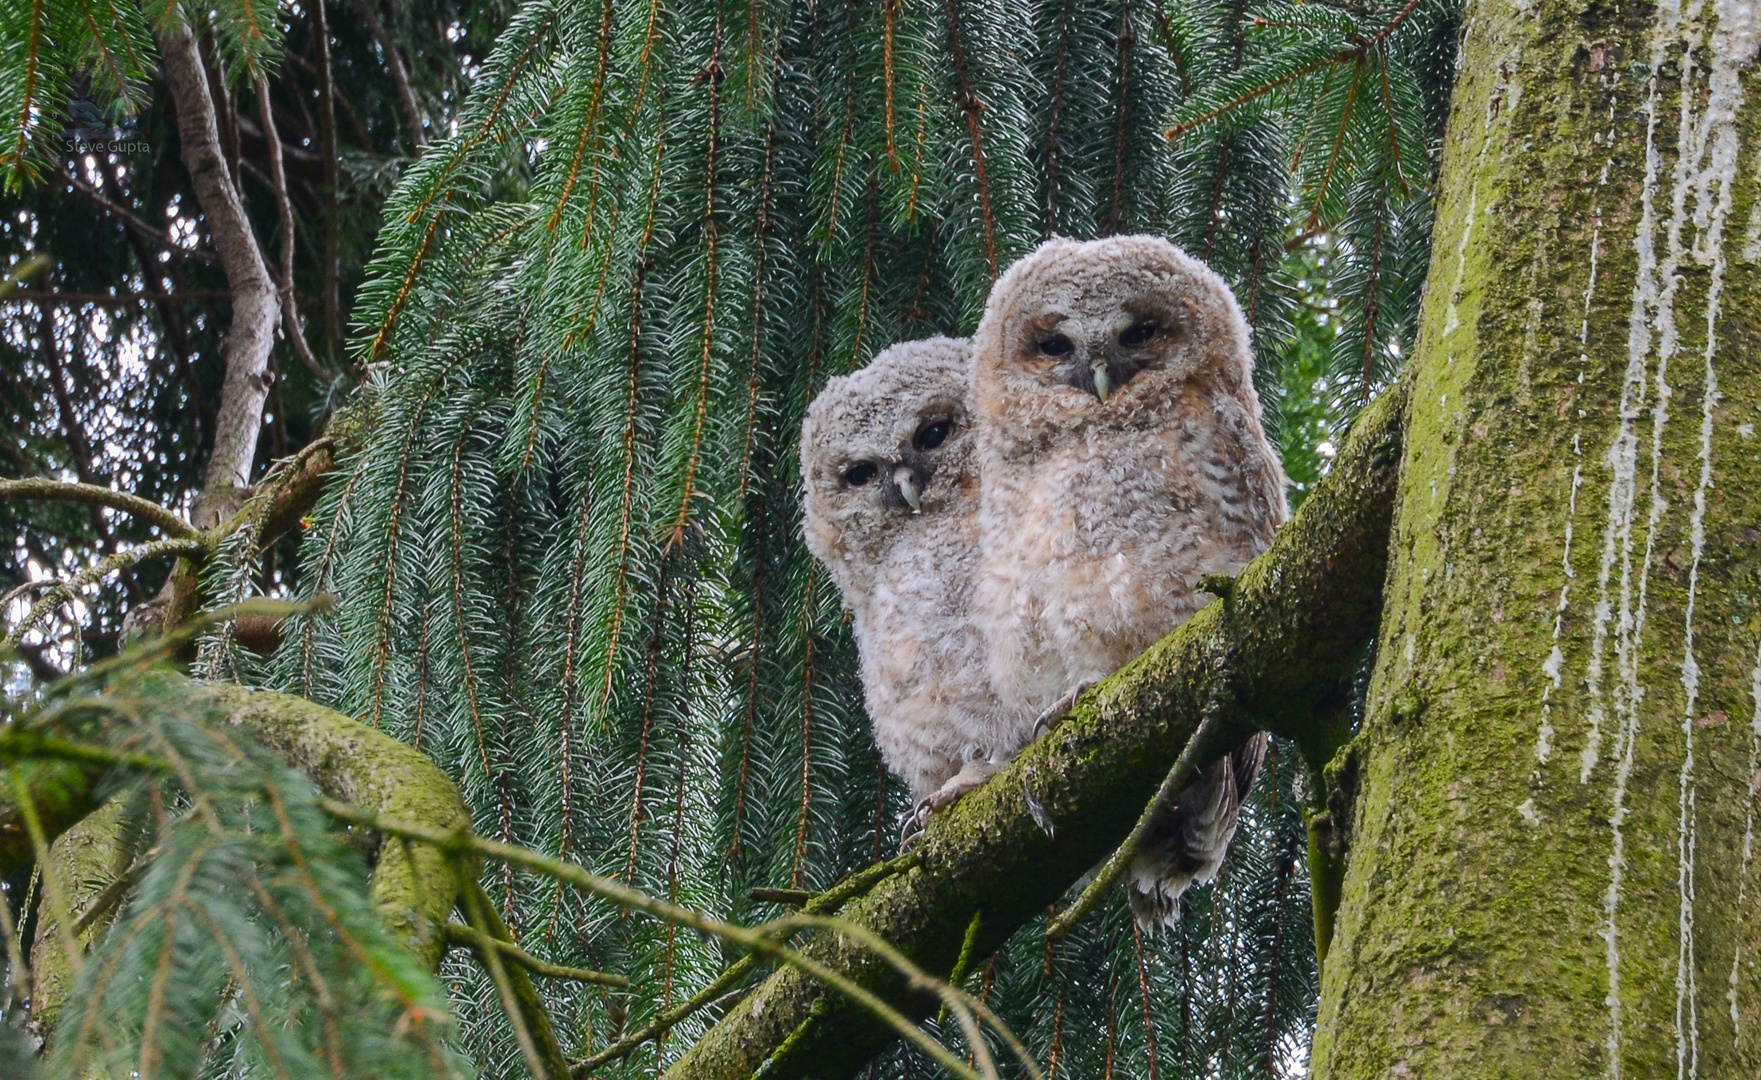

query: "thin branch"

left=1045, top=715, right=1219, bottom=940
left=318, top=801, right=997, bottom=1080
left=462, top=875, right=559, bottom=1079
left=0, top=479, right=198, bottom=538
left=9, top=289, right=233, bottom=304
left=443, top=921, right=628, bottom=986
left=311, top=0, right=343, bottom=361
left=62, top=173, right=219, bottom=263
left=575, top=855, right=919, bottom=1075
left=352, top=0, right=425, bottom=147
left=3, top=539, right=207, bottom=652
left=255, top=76, right=329, bottom=382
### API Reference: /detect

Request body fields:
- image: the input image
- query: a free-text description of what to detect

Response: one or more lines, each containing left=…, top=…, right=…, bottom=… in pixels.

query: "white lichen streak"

left=1672, top=3, right=1751, bottom=1073
left=1593, top=0, right=1752, bottom=1073
left=1537, top=186, right=1604, bottom=766
left=1593, top=1, right=1683, bottom=1073
left=1733, top=637, right=1761, bottom=1050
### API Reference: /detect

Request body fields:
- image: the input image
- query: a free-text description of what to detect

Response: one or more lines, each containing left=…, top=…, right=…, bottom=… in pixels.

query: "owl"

left=972, top=234, right=1287, bottom=929
left=800, top=338, right=1027, bottom=825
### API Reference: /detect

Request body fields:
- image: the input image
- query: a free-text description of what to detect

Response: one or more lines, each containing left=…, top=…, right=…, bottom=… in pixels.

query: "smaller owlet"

left=972, top=234, right=1287, bottom=929
left=800, top=338, right=1026, bottom=823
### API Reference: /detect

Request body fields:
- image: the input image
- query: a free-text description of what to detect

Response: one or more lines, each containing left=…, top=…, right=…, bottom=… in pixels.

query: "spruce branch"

left=574, top=855, right=920, bottom=1075
left=317, top=801, right=1014, bottom=1080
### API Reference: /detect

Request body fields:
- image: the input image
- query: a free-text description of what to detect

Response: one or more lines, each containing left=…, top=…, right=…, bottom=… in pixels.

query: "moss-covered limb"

left=0, top=761, right=108, bottom=877
left=1310, top=0, right=1761, bottom=1075
left=2, top=680, right=468, bottom=978
left=205, top=683, right=466, bottom=969
left=1296, top=694, right=1356, bottom=963
left=661, top=378, right=1409, bottom=1080
left=27, top=799, right=136, bottom=1034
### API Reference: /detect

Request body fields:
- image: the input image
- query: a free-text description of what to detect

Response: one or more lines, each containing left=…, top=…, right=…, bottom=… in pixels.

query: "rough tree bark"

left=1310, top=0, right=1761, bottom=1076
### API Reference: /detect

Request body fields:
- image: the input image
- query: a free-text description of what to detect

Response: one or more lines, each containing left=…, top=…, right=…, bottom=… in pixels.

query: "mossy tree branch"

left=0, top=681, right=468, bottom=971
left=205, top=683, right=467, bottom=968
left=662, top=378, right=1409, bottom=1080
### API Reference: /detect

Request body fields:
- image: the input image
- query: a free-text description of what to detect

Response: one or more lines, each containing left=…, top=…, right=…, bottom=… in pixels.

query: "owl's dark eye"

left=1038, top=334, right=1074, bottom=358
left=1120, top=321, right=1158, bottom=346
left=914, top=418, right=952, bottom=451
left=843, top=461, right=879, bottom=487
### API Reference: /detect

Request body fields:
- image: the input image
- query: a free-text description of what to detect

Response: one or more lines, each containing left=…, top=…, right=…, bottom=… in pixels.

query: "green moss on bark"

left=208, top=684, right=467, bottom=968
left=1311, top=0, right=1761, bottom=1075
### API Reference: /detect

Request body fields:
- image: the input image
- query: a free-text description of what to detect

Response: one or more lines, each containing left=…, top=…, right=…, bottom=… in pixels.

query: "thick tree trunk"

left=1312, top=1, right=1761, bottom=1076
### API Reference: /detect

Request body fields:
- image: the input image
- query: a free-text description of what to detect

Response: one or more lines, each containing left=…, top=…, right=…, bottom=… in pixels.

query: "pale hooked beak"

left=1091, top=359, right=1112, bottom=403
left=893, top=465, right=922, bottom=513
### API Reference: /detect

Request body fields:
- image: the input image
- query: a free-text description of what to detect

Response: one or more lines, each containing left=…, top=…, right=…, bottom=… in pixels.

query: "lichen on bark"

left=1311, top=0, right=1761, bottom=1075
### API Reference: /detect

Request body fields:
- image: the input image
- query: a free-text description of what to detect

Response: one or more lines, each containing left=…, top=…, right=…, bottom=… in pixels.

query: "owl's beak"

left=1091, top=359, right=1112, bottom=403
left=893, top=465, right=922, bottom=513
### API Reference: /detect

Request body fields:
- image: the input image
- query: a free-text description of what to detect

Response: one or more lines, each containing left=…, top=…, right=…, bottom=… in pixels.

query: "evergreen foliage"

left=267, top=0, right=1457, bottom=1073
left=1, top=619, right=461, bottom=1078
left=2, top=0, right=1459, bottom=1074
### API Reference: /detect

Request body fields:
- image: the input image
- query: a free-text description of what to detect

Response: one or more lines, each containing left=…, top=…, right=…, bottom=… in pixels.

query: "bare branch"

left=254, top=76, right=330, bottom=382
left=352, top=0, right=427, bottom=148
left=62, top=172, right=220, bottom=264
left=574, top=854, right=919, bottom=1075
left=442, top=921, right=628, bottom=986
left=3, top=538, right=206, bottom=652
left=0, top=478, right=198, bottom=538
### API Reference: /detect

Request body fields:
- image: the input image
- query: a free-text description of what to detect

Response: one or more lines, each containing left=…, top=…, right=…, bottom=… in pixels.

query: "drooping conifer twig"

left=443, top=921, right=628, bottom=986
left=574, top=854, right=921, bottom=1075
left=1163, top=0, right=1429, bottom=141
left=462, top=873, right=568, bottom=1080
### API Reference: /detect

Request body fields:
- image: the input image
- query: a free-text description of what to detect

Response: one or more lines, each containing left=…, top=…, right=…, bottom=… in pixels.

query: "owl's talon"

left=1032, top=680, right=1095, bottom=740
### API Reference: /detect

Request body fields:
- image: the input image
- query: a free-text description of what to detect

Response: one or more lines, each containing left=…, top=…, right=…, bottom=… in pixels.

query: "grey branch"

left=158, top=17, right=280, bottom=529
left=0, top=479, right=198, bottom=538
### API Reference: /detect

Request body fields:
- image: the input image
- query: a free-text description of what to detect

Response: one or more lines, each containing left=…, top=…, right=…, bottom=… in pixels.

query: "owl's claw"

left=1032, top=680, right=1096, bottom=741
left=899, top=760, right=1004, bottom=849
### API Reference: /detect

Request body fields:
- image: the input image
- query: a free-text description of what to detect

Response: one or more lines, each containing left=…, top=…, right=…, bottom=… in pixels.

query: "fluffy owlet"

left=800, top=338, right=1026, bottom=819
left=972, top=235, right=1286, bottom=929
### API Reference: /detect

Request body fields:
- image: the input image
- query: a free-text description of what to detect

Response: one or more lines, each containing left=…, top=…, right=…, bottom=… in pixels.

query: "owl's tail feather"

left=1124, top=731, right=1270, bottom=932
